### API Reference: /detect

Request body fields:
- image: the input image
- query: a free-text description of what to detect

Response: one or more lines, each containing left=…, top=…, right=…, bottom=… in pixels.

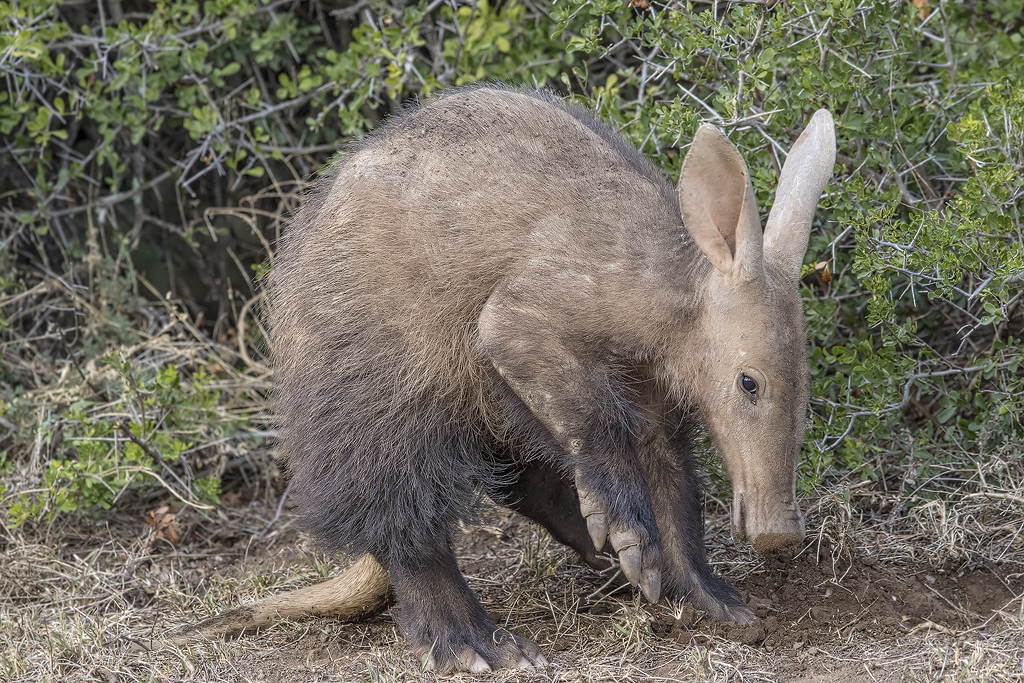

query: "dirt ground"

left=2, top=481, right=1023, bottom=683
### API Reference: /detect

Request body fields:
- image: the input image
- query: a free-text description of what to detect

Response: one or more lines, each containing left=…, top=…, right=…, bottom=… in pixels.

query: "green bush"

left=2, top=358, right=231, bottom=524
left=1, top=0, right=1021, bottom=524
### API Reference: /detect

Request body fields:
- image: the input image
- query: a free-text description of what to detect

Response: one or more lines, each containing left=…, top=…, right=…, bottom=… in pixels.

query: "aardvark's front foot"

left=576, top=470, right=664, bottom=603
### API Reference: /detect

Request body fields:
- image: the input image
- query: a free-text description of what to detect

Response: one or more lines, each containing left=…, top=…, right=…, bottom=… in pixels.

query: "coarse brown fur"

left=266, top=85, right=836, bottom=672
left=273, top=86, right=703, bottom=560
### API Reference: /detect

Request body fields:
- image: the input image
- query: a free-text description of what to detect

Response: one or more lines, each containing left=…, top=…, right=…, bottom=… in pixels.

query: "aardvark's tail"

left=130, top=554, right=391, bottom=650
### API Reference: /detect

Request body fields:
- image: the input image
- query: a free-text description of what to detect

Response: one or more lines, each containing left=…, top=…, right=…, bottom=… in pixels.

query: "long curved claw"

left=575, top=471, right=664, bottom=605
left=468, top=653, right=492, bottom=674
left=610, top=525, right=662, bottom=603
left=640, top=566, right=661, bottom=604
left=610, top=527, right=642, bottom=582
left=576, top=473, right=609, bottom=550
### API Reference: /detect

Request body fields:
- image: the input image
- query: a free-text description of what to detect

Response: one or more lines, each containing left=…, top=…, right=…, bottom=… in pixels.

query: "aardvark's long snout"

left=732, top=493, right=805, bottom=555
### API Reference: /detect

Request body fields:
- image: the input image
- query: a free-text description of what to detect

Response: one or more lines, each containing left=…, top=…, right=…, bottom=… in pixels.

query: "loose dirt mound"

left=658, top=552, right=1019, bottom=678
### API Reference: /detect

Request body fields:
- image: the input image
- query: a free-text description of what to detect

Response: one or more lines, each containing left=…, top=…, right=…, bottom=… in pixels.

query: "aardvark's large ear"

left=763, top=110, right=836, bottom=280
left=677, top=124, right=762, bottom=278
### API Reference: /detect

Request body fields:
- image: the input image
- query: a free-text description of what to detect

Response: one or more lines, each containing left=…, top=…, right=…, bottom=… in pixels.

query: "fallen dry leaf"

left=145, top=505, right=181, bottom=545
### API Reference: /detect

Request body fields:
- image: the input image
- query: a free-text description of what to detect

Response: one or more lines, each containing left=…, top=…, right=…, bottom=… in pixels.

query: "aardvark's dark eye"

left=741, top=374, right=758, bottom=395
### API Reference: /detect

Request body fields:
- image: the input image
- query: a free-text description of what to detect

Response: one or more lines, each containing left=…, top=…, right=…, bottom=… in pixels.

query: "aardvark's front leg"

left=636, top=394, right=755, bottom=623
left=478, top=285, right=663, bottom=602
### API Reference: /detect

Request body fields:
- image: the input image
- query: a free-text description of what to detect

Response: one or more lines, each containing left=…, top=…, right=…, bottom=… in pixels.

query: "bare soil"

left=2, top=485, right=1023, bottom=683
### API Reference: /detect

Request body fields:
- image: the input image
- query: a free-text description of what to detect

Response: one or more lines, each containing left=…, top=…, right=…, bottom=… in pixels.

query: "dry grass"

left=2, top=456, right=1022, bottom=683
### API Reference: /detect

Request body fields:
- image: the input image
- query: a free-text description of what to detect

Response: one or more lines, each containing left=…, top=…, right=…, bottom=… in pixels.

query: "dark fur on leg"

left=272, top=323, right=496, bottom=566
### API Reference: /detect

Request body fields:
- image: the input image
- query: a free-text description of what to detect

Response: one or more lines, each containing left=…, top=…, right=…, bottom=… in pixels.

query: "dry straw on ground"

left=2, top=452, right=1022, bottom=682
